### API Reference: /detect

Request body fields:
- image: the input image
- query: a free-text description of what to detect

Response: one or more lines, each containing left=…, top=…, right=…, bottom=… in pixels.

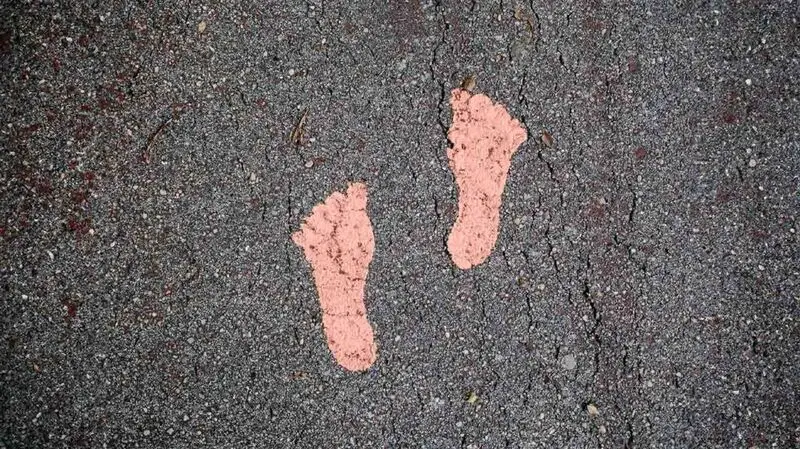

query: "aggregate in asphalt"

left=1, top=1, right=798, bottom=447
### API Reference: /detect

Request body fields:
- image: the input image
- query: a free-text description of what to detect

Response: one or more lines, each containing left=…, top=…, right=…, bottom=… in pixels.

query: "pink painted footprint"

left=446, top=88, right=528, bottom=269
left=291, top=182, right=377, bottom=371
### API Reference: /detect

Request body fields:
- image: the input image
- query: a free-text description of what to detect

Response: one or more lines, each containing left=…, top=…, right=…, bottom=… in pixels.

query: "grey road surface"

left=1, top=1, right=798, bottom=447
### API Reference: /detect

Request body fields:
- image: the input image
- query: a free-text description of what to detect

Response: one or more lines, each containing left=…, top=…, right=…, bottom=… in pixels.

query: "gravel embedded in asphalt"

left=1, top=1, right=798, bottom=447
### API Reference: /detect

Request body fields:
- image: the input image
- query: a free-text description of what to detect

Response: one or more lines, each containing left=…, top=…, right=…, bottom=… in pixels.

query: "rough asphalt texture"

left=1, top=1, right=798, bottom=448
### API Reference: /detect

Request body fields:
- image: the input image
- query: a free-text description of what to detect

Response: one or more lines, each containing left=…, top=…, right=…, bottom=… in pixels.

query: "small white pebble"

left=183, top=414, right=190, bottom=421
left=143, top=430, right=151, bottom=436
left=745, top=78, right=752, bottom=85
left=167, top=428, right=174, bottom=435
left=304, top=160, right=314, bottom=168
left=748, top=158, right=757, bottom=167
left=288, top=69, right=295, bottom=76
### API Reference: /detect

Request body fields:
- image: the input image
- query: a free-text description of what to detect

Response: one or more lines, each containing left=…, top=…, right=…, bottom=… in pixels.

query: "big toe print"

left=292, top=183, right=377, bottom=371
left=446, top=88, right=527, bottom=269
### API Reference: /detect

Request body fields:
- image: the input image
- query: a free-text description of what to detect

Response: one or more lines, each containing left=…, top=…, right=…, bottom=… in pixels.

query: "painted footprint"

left=292, top=182, right=377, bottom=371
left=446, top=88, right=528, bottom=269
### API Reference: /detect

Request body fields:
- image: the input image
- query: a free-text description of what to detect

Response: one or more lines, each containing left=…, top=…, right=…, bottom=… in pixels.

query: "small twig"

left=141, top=117, right=173, bottom=164
left=289, top=108, right=308, bottom=146
left=141, top=104, right=189, bottom=164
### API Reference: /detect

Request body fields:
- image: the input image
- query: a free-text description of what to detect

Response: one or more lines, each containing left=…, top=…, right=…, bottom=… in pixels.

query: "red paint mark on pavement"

left=446, top=88, right=527, bottom=269
left=291, top=183, right=377, bottom=371
left=627, top=56, right=639, bottom=73
left=18, top=123, right=40, bottom=139
left=722, top=112, right=739, bottom=124
left=67, top=217, right=92, bottom=236
left=61, top=298, right=78, bottom=320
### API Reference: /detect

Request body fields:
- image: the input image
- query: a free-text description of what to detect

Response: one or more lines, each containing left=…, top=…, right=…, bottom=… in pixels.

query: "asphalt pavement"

left=1, top=1, right=798, bottom=447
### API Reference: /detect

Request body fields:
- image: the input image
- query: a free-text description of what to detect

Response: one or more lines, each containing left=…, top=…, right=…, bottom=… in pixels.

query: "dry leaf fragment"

left=541, top=130, right=554, bottom=147
left=525, top=17, right=536, bottom=41
left=461, top=74, right=477, bottom=92
left=514, top=6, right=536, bottom=41
left=587, top=403, right=599, bottom=416
left=466, top=391, right=479, bottom=404
left=198, top=21, right=207, bottom=33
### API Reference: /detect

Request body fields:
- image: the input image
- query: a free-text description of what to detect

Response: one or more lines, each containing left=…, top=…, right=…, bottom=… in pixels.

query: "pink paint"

left=291, top=183, right=377, bottom=371
left=446, top=88, right=527, bottom=269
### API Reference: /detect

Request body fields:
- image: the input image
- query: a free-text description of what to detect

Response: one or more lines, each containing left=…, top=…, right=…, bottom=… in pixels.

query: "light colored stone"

left=560, top=354, right=577, bottom=370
